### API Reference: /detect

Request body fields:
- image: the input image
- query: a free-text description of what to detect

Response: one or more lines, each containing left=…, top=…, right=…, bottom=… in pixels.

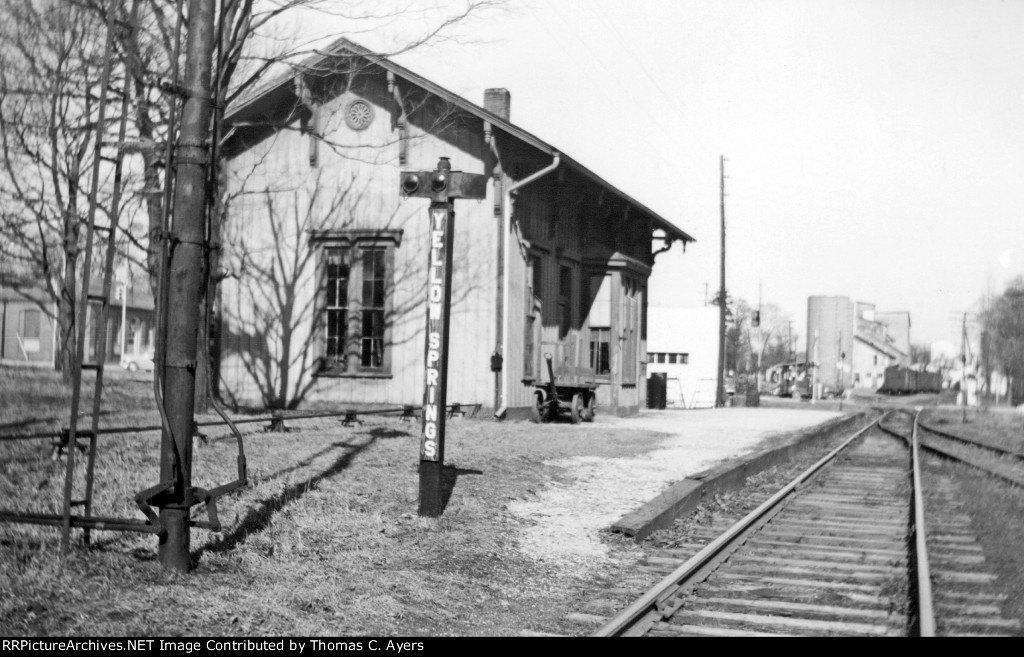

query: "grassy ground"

left=2, top=367, right=673, bottom=636
left=922, top=407, right=1024, bottom=453
left=918, top=407, right=1024, bottom=628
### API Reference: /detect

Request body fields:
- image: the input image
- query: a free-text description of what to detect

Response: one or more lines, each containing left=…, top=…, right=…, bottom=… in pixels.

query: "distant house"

left=83, top=284, right=156, bottom=366
left=852, top=332, right=902, bottom=390
left=0, top=286, right=54, bottom=365
left=0, top=279, right=154, bottom=369
left=646, top=307, right=719, bottom=408
left=217, top=38, right=694, bottom=416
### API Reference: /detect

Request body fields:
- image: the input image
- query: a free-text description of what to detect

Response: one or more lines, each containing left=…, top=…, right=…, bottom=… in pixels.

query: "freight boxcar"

left=879, top=366, right=941, bottom=395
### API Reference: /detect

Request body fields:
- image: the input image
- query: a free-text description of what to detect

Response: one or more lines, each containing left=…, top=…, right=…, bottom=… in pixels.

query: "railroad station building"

left=216, top=38, right=693, bottom=417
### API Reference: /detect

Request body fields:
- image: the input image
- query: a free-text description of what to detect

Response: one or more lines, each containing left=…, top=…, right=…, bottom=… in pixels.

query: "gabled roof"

left=0, top=281, right=154, bottom=311
left=855, top=332, right=904, bottom=359
left=0, top=285, right=49, bottom=305
left=226, top=37, right=694, bottom=244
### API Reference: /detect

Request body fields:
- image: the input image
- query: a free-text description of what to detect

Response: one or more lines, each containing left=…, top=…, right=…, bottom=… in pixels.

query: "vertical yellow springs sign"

left=400, top=158, right=486, bottom=516
left=420, top=204, right=453, bottom=462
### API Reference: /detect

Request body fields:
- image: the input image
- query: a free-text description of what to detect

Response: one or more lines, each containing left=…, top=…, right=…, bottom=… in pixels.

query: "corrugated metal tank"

left=807, top=296, right=855, bottom=393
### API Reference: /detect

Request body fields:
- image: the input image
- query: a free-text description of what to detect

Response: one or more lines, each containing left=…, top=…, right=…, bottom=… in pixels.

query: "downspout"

left=498, top=151, right=560, bottom=414
left=485, top=122, right=503, bottom=413
left=387, top=72, right=408, bottom=165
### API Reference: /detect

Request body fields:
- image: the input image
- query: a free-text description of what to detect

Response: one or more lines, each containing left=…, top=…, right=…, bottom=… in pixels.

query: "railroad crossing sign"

left=400, top=157, right=486, bottom=517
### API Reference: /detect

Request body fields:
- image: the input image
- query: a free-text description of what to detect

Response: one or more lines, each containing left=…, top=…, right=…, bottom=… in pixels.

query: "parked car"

left=121, top=350, right=155, bottom=372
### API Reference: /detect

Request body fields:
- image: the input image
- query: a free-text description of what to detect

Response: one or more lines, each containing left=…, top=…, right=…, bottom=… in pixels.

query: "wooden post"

left=419, top=198, right=455, bottom=517
left=401, top=158, right=486, bottom=517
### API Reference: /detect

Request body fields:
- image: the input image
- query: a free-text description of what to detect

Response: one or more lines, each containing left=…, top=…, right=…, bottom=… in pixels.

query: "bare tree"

left=1, top=0, right=505, bottom=389
left=0, top=1, right=113, bottom=380
left=909, top=342, right=931, bottom=369
left=982, top=277, right=1024, bottom=405
left=708, top=293, right=796, bottom=377
left=748, top=302, right=793, bottom=373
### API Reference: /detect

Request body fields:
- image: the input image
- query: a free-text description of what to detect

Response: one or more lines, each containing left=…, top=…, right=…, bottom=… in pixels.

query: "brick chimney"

left=484, top=88, right=511, bottom=121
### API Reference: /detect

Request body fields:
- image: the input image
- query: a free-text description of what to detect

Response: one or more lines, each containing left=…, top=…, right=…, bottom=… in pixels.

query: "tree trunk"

left=56, top=275, right=76, bottom=384
left=57, top=217, right=81, bottom=385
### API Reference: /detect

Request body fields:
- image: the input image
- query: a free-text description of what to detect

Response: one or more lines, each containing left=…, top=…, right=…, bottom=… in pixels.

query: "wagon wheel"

left=529, top=390, right=546, bottom=423
left=570, top=392, right=584, bottom=424
left=581, top=392, right=595, bottom=422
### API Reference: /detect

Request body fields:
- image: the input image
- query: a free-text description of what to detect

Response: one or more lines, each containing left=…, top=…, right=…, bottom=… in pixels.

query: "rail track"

left=884, top=412, right=1021, bottom=636
left=586, top=411, right=1019, bottom=637
left=913, top=417, right=1024, bottom=488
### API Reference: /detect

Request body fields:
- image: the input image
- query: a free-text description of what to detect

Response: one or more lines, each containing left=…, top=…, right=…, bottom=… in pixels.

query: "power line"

left=574, top=2, right=717, bottom=175
left=581, top=3, right=688, bottom=118
left=545, top=3, right=688, bottom=164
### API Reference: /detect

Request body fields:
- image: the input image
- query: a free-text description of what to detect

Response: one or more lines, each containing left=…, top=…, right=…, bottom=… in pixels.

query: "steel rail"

left=878, top=413, right=1023, bottom=489
left=917, top=420, right=1024, bottom=461
left=911, top=410, right=936, bottom=636
left=592, top=413, right=884, bottom=637
left=0, top=511, right=161, bottom=534
left=916, top=436, right=1024, bottom=488
left=0, top=403, right=476, bottom=535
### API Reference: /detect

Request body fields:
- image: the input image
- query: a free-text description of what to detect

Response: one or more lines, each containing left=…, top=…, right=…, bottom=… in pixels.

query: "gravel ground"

left=508, top=408, right=842, bottom=569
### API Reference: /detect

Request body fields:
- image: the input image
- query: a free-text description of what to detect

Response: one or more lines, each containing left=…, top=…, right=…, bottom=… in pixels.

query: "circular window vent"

left=345, top=99, right=374, bottom=131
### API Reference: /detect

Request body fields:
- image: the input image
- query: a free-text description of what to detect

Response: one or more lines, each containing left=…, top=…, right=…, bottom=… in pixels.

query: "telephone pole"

left=961, top=312, right=968, bottom=423
left=157, top=0, right=216, bottom=572
left=716, top=155, right=727, bottom=408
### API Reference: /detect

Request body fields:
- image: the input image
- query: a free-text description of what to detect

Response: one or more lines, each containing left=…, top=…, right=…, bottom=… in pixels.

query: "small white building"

left=646, top=306, right=720, bottom=409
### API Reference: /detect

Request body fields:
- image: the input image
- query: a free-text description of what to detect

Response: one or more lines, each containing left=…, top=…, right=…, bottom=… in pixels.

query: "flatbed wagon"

left=528, top=353, right=597, bottom=423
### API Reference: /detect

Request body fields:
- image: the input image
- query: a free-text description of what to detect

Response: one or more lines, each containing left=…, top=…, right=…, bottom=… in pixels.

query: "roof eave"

left=225, top=38, right=694, bottom=244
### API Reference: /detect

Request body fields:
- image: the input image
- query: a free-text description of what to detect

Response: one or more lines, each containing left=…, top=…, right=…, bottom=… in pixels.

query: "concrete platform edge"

left=610, top=411, right=869, bottom=541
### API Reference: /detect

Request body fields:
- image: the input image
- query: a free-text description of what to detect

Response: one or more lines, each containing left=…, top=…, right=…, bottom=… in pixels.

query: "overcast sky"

left=289, top=0, right=1024, bottom=349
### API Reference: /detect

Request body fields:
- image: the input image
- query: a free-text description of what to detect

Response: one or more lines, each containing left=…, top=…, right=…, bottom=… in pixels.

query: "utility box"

left=647, top=373, right=667, bottom=409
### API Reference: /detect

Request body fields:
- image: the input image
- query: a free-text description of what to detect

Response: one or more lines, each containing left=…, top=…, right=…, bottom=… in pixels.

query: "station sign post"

left=400, top=157, right=486, bottom=517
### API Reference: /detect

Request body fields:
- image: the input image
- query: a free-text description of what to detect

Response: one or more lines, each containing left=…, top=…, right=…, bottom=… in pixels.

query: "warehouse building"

left=806, top=296, right=909, bottom=394
left=645, top=306, right=720, bottom=409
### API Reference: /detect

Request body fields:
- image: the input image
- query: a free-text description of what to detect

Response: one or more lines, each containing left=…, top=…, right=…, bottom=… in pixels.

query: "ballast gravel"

left=508, top=407, right=842, bottom=567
